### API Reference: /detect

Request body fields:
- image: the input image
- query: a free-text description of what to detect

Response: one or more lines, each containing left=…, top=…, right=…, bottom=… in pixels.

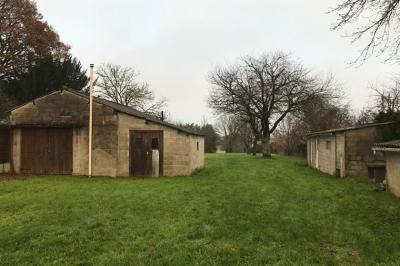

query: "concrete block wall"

left=91, top=104, right=119, bottom=177
left=345, top=127, right=385, bottom=177
left=72, top=127, right=88, bottom=175
left=188, top=135, right=205, bottom=172
left=307, top=138, right=317, bottom=168
left=315, top=135, right=336, bottom=175
left=11, top=129, right=20, bottom=173
left=9, top=91, right=89, bottom=126
left=385, top=151, right=400, bottom=197
left=335, top=133, right=346, bottom=177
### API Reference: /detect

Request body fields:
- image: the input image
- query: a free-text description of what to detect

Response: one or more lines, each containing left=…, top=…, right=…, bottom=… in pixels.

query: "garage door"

left=21, top=128, right=73, bottom=175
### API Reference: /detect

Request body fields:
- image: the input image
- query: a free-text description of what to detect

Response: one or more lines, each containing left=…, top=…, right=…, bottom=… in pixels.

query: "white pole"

left=88, top=64, right=94, bottom=177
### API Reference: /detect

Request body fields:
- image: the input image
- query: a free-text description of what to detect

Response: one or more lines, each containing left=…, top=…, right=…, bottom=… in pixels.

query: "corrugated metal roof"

left=373, top=139, right=400, bottom=149
left=306, top=122, right=395, bottom=137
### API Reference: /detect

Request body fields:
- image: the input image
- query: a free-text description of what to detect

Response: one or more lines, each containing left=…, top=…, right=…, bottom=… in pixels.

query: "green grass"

left=1, top=154, right=400, bottom=265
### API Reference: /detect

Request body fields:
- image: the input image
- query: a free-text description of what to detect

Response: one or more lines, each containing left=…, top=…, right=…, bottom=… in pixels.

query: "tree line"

left=0, top=0, right=166, bottom=120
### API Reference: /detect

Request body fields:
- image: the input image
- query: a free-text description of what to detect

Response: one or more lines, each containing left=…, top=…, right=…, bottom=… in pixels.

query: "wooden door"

left=21, top=128, right=73, bottom=175
left=0, top=128, right=10, bottom=164
left=129, top=131, right=163, bottom=177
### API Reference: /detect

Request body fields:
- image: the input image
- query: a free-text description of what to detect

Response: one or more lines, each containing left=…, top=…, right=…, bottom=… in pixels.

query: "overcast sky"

left=36, top=0, right=399, bottom=123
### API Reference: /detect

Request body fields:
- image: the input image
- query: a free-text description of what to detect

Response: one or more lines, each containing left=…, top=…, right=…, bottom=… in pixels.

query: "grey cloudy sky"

left=36, top=0, right=399, bottom=123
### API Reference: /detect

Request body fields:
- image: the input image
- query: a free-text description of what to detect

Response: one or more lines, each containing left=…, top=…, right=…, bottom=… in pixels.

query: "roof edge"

left=65, top=89, right=205, bottom=137
left=8, top=89, right=204, bottom=137
left=307, top=121, right=396, bottom=137
left=373, top=147, right=400, bottom=152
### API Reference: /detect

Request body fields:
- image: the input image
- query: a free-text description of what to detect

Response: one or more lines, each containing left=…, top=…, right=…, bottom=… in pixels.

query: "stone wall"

left=385, top=151, right=400, bottom=197
left=9, top=91, right=88, bottom=126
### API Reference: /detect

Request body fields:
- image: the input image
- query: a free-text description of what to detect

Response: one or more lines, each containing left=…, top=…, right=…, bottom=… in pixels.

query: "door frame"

left=129, top=130, right=164, bottom=177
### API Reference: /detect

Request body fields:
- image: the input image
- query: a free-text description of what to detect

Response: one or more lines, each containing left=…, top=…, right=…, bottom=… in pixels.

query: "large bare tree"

left=0, top=0, right=69, bottom=80
left=208, top=52, right=331, bottom=157
left=96, top=64, right=167, bottom=117
left=331, top=0, right=400, bottom=62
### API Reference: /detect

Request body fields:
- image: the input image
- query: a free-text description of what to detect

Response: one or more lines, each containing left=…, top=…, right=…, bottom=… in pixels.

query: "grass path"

left=1, top=154, right=400, bottom=265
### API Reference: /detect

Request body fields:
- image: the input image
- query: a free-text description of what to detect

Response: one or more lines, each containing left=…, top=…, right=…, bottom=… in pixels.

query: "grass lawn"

left=1, top=154, right=400, bottom=265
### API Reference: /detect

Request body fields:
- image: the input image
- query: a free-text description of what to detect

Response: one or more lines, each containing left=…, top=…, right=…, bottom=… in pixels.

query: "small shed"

left=306, top=122, right=393, bottom=178
left=373, top=140, right=400, bottom=197
left=1, top=89, right=204, bottom=177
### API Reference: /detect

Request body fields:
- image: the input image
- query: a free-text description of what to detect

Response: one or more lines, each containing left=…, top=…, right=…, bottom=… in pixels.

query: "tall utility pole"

left=88, top=64, right=94, bottom=177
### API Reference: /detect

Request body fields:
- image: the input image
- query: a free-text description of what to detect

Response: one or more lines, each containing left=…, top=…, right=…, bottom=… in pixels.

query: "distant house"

left=0, top=89, right=204, bottom=177
left=306, top=122, right=394, bottom=178
left=373, top=140, right=400, bottom=197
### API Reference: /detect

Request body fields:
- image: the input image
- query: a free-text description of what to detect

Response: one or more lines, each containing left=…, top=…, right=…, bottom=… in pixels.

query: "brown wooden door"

left=21, top=128, right=73, bottom=175
left=0, top=128, right=10, bottom=164
left=129, top=131, right=163, bottom=177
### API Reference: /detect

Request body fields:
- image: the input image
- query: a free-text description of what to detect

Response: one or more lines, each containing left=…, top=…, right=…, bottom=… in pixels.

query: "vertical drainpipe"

left=88, top=64, right=94, bottom=177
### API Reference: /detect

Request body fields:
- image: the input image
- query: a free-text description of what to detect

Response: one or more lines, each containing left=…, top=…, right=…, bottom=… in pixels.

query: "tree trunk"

left=252, top=137, right=257, bottom=156
left=262, top=135, right=272, bottom=158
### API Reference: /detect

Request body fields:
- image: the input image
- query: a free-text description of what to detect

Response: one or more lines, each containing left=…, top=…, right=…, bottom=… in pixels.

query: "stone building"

left=0, top=89, right=204, bottom=177
left=307, top=122, right=393, bottom=178
left=373, top=140, right=400, bottom=197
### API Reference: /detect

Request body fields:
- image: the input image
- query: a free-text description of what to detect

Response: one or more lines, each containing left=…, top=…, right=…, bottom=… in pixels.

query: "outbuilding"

left=307, top=122, right=394, bottom=178
left=0, top=89, right=204, bottom=177
left=372, top=140, right=400, bottom=197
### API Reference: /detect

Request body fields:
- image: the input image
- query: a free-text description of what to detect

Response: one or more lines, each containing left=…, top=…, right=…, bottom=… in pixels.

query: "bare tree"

left=96, top=64, right=167, bottom=117
left=208, top=52, right=331, bottom=158
left=215, top=115, right=254, bottom=153
left=299, top=94, right=355, bottom=132
left=355, top=80, right=400, bottom=124
left=356, top=107, right=376, bottom=125
left=273, top=115, right=304, bottom=156
left=331, top=0, right=400, bottom=62
left=372, top=82, right=400, bottom=113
